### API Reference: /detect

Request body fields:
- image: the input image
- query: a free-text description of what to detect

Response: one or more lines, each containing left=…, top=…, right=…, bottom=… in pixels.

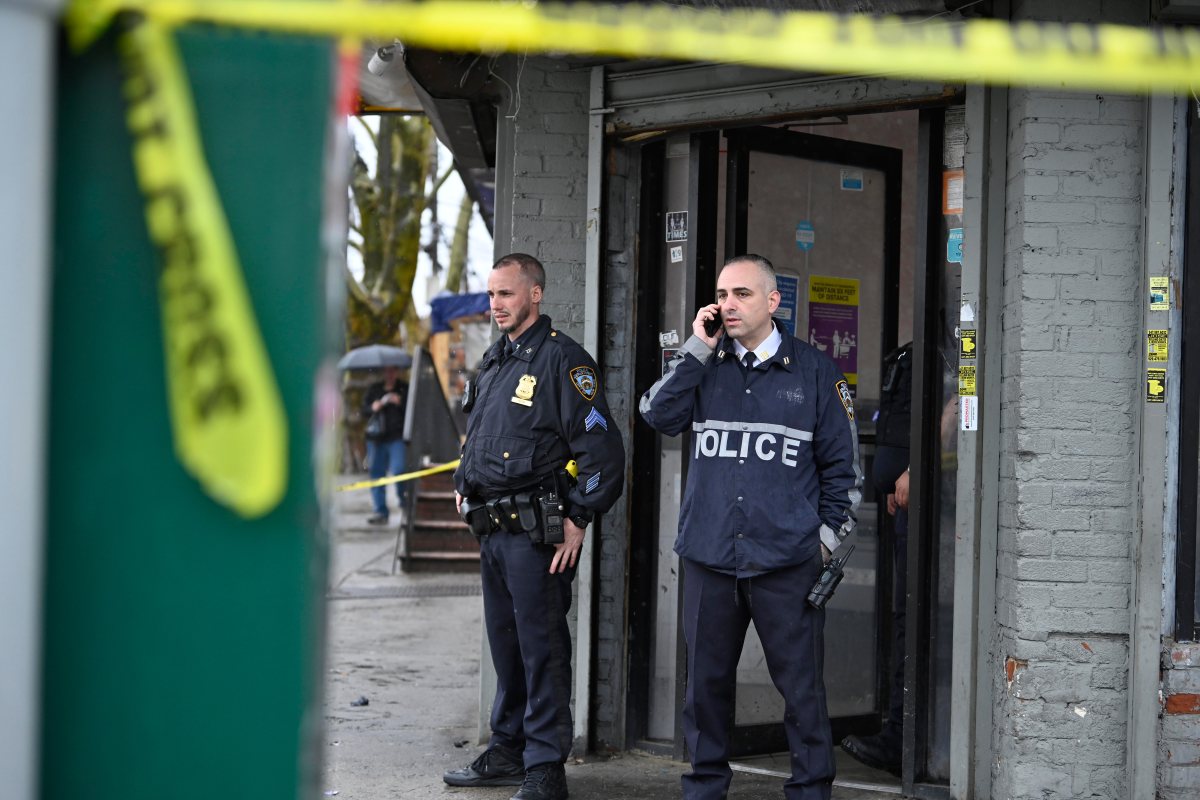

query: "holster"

left=459, top=497, right=494, bottom=539
left=486, top=492, right=540, bottom=538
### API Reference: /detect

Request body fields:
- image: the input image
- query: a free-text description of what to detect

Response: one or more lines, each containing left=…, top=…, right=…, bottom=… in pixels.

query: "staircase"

left=396, top=471, right=479, bottom=573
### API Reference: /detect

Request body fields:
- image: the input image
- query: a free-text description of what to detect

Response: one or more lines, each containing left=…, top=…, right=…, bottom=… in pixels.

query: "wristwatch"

left=568, top=510, right=593, bottom=529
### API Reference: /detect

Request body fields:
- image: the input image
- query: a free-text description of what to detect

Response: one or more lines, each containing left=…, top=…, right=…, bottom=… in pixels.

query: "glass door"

left=723, top=125, right=903, bottom=755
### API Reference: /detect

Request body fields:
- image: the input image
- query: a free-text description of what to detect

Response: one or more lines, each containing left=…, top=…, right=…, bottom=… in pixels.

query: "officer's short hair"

left=493, top=253, right=546, bottom=290
left=723, top=254, right=777, bottom=294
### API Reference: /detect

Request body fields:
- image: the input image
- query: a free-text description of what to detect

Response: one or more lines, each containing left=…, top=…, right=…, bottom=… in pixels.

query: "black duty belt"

left=460, top=487, right=565, bottom=545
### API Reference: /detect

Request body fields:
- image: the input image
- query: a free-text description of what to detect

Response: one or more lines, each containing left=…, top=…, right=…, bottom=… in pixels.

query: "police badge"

left=512, top=374, right=537, bottom=406
left=570, top=366, right=598, bottom=401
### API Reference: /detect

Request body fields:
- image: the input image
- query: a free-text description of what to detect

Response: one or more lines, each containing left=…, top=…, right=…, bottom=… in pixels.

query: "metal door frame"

left=626, top=131, right=721, bottom=758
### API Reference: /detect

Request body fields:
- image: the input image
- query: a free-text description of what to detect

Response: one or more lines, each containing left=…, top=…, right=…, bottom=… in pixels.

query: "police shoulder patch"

left=570, top=366, right=598, bottom=401
left=835, top=380, right=855, bottom=421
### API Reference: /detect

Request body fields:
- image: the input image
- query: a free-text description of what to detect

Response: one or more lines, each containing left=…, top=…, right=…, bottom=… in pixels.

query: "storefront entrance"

left=626, top=105, right=964, bottom=796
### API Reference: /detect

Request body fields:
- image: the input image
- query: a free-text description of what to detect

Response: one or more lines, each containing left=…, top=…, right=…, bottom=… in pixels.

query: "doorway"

left=626, top=106, right=961, bottom=796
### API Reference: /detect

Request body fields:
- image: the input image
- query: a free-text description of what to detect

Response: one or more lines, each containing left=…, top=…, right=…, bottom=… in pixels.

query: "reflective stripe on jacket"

left=640, top=331, right=862, bottom=577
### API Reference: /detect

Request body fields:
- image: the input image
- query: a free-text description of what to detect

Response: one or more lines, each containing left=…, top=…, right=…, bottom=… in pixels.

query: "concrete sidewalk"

left=321, top=476, right=899, bottom=799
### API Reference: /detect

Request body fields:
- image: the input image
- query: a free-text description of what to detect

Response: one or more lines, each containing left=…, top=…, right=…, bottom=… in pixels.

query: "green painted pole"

left=43, top=27, right=335, bottom=800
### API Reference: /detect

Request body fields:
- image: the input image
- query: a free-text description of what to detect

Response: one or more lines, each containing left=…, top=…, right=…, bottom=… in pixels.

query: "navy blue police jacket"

left=639, top=329, right=862, bottom=577
left=454, top=314, right=625, bottom=520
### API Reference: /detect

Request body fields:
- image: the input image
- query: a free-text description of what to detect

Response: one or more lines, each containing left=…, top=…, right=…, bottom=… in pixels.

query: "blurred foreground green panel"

left=44, top=27, right=333, bottom=800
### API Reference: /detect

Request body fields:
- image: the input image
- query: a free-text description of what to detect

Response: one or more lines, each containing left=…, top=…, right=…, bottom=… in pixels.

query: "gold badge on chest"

left=512, top=374, right=537, bottom=406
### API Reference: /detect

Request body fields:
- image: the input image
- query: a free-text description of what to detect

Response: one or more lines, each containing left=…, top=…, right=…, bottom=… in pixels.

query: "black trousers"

left=479, top=530, right=575, bottom=768
left=681, top=556, right=834, bottom=800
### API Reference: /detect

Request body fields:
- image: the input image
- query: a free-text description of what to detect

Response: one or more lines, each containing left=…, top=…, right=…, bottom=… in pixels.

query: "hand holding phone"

left=703, top=309, right=723, bottom=338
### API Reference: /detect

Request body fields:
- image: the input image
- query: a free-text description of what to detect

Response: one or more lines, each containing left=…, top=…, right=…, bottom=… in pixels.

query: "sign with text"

left=807, top=275, right=859, bottom=389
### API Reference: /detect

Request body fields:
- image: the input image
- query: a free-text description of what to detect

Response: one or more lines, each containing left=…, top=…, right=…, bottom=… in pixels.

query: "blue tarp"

left=430, top=291, right=490, bottom=333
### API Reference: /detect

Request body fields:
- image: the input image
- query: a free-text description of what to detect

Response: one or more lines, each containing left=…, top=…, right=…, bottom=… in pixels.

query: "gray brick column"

left=994, top=84, right=1144, bottom=799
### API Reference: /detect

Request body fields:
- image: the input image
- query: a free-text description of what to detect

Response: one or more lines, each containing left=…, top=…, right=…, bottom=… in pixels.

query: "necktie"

left=742, top=352, right=757, bottom=370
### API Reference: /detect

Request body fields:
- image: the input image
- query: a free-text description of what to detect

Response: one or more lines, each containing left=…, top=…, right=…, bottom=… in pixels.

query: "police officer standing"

left=444, top=253, right=625, bottom=800
left=640, top=254, right=862, bottom=800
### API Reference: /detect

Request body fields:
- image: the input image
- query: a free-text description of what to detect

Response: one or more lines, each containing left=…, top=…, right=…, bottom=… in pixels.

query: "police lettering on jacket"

left=454, top=314, right=625, bottom=519
left=640, top=329, right=862, bottom=577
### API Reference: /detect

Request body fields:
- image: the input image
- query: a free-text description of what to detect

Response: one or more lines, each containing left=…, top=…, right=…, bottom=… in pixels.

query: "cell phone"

left=703, top=308, right=723, bottom=338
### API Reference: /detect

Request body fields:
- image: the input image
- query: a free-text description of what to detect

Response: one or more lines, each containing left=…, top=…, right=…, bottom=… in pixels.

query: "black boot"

left=511, top=761, right=568, bottom=800
left=841, top=730, right=902, bottom=776
left=443, top=746, right=524, bottom=787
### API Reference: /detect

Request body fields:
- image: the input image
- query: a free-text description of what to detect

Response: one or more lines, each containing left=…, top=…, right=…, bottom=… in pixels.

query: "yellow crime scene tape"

left=336, top=459, right=460, bottom=492
left=68, top=0, right=1200, bottom=93
left=61, top=0, right=1200, bottom=515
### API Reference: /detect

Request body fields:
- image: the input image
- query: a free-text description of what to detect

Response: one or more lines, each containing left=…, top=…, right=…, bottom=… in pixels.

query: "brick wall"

left=994, top=82, right=1145, bottom=799
left=504, top=57, right=590, bottom=337
left=499, top=56, right=636, bottom=750
left=1161, top=642, right=1200, bottom=798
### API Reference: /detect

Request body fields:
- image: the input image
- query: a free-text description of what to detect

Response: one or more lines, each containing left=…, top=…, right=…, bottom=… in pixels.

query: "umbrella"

left=337, top=344, right=412, bottom=371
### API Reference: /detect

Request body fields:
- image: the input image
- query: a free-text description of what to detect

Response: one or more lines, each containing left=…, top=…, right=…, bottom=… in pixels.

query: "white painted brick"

left=1053, top=482, right=1134, bottom=508
left=513, top=153, right=542, bottom=174
left=515, top=177, right=579, bottom=197
left=1065, top=273, right=1137, bottom=302
left=1012, top=530, right=1055, bottom=556
left=1061, top=172, right=1140, bottom=199
left=1057, top=224, right=1139, bottom=250
left=1047, top=634, right=1127, bottom=663
left=1056, top=534, right=1128, bottom=561
left=542, top=112, right=589, bottom=135
left=1023, top=201, right=1096, bottom=223
left=1021, top=96, right=1102, bottom=121
left=1098, top=202, right=1141, bottom=225
left=1016, top=505, right=1091, bottom=531
left=1021, top=148, right=1097, bottom=172
left=1054, top=432, right=1129, bottom=457
left=1023, top=174, right=1061, bottom=195
left=1018, top=324, right=1057, bottom=350
left=1090, top=508, right=1136, bottom=533
left=1018, top=250, right=1097, bottom=275
left=1098, top=97, right=1145, bottom=121
left=1165, top=669, right=1200, bottom=694
left=1092, top=665, right=1125, bottom=688
left=1099, top=248, right=1138, bottom=275
left=1020, top=225, right=1060, bottom=248
left=511, top=197, right=542, bottom=217
left=1010, top=557, right=1090, bottom=582
left=1052, top=584, right=1129, bottom=609
left=1090, top=458, right=1134, bottom=482
left=1059, top=326, right=1135, bottom=354
left=1023, top=122, right=1062, bottom=143
left=1017, top=352, right=1096, bottom=378
left=517, top=133, right=587, bottom=156
left=1061, top=123, right=1138, bottom=146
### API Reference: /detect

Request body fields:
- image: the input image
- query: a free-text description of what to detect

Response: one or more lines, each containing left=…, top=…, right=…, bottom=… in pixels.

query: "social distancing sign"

left=62, top=0, right=1200, bottom=512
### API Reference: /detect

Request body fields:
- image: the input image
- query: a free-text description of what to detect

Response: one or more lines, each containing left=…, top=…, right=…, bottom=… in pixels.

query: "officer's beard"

left=497, top=306, right=532, bottom=336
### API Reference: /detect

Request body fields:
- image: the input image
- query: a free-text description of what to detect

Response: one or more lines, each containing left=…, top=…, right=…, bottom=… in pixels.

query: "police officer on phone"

left=640, top=254, right=862, bottom=800
left=444, top=253, right=624, bottom=800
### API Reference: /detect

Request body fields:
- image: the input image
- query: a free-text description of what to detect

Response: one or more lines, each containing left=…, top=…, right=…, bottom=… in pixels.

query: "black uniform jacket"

left=454, top=315, right=625, bottom=519
left=640, top=331, right=862, bottom=576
